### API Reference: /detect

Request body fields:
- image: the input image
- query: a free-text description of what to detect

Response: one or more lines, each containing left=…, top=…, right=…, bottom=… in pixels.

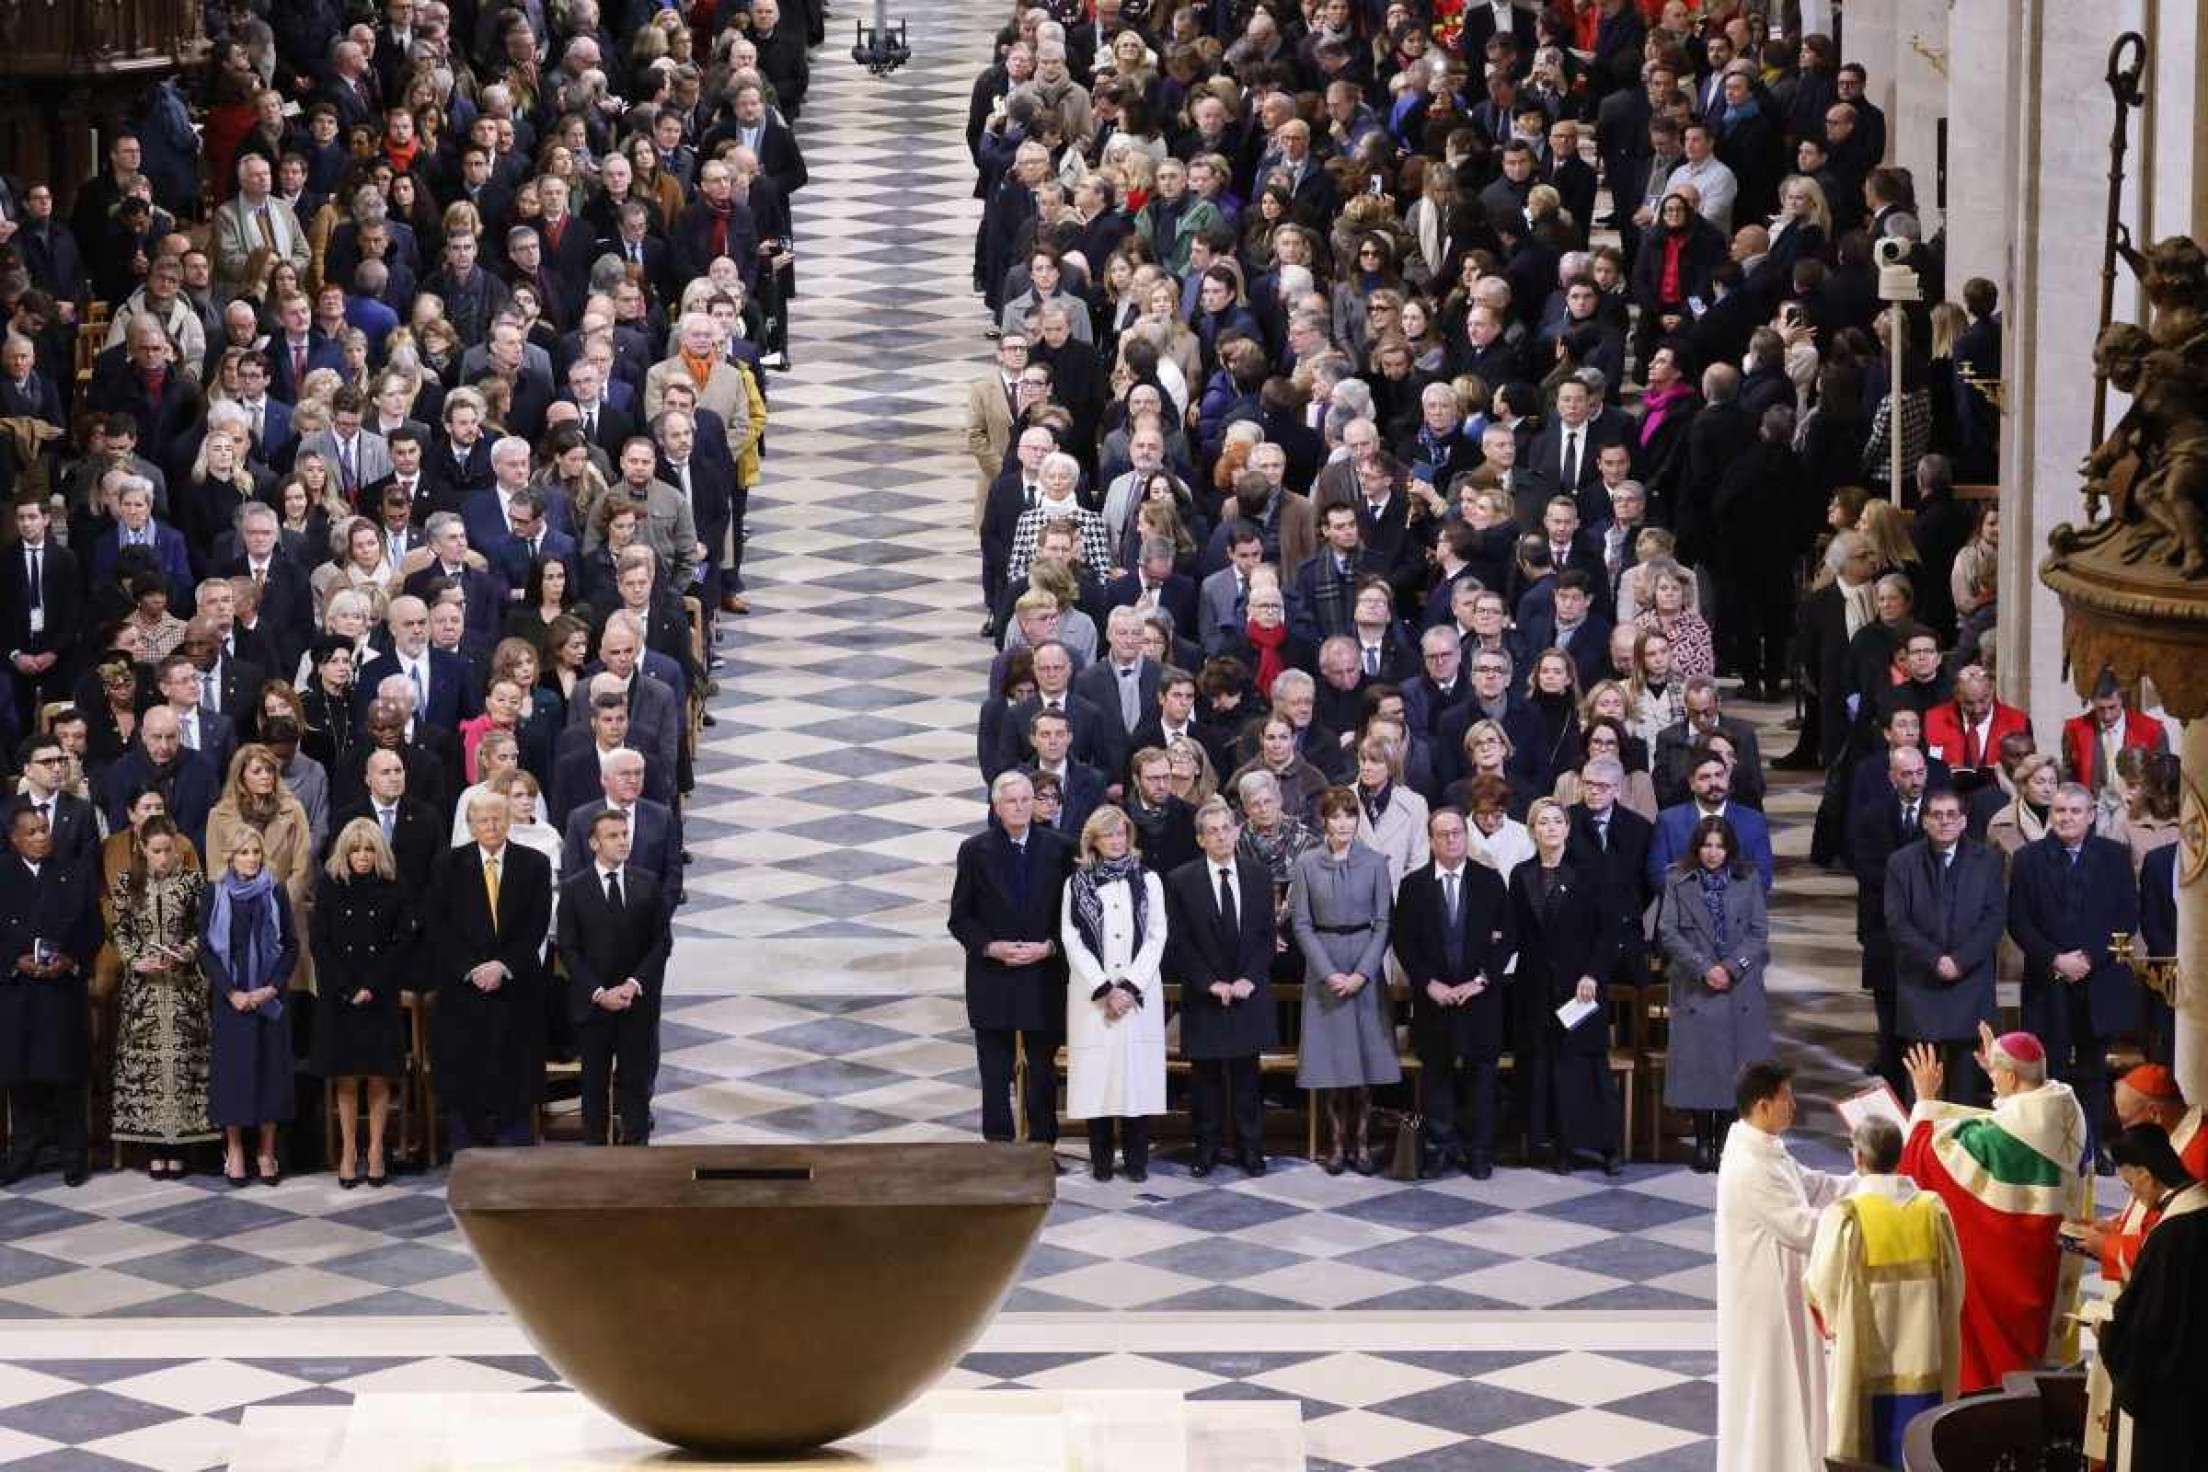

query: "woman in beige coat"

left=203, top=745, right=316, bottom=992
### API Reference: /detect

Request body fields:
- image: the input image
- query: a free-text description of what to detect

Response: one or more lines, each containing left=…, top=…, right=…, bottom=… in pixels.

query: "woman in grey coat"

left=1657, top=814, right=1772, bottom=1173
left=1290, top=787, right=1401, bottom=1175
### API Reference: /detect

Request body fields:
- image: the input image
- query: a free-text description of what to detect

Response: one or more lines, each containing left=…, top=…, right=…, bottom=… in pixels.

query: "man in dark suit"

left=1021, top=708, right=1107, bottom=839
left=552, top=695, right=664, bottom=826
left=1885, top=787, right=2007, bottom=1109
left=97, top=710, right=219, bottom=852
left=0, top=805, right=101, bottom=1186
left=153, top=652, right=236, bottom=784
left=91, top=475, right=198, bottom=614
left=558, top=808, right=673, bottom=1146
left=1071, top=610, right=1159, bottom=780
left=427, top=792, right=554, bottom=1149
left=653, top=407, right=730, bottom=615
left=559, top=749, right=682, bottom=905
left=325, top=747, right=443, bottom=906
left=1847, top=704, right=1954, bottom=817
left=1400, top=626, right=1475, bottom=744
left=1102, top=557, right=1198, bottom=647
left=334, top=696, right=455, bottom=820
left=947, top=772, right=1076, bottom=1147
left=485, top=491, right=581, bottom=598
left=1521, top=381, right=1619, bottom=516
left=559, top=628, right=682, bottom=803
left=1652, top=677, right=1767, bottom=810
left=994, top=641, right=1115, bottom=780
left=1851, top=747, right=1931, bottom=1095
left=214, top=503, right=313, bottom=678
left=1124, top=749, right=1198, bottom=874
left=1165, top=801, right=1278, bottom=1177
left=1516, top=568, right=1613, bottom=689
left=1566, top=758, right=1655, bottom=988
left=2, top=500, right=79, bottom=720
left=12, top=734, right=98, bottom=874
left=355, top=595, right=473, bottom=732
left=1396, top=807, right=1517, bottom=1177
left=405, top=511, right=508, bottom=651
left=86, top=318, right=205, bottom=473
left=2007, top=782, right=2143, bottom=1163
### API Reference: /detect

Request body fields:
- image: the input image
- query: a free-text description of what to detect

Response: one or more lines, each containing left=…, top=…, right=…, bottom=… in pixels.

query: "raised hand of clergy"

left=1905, top=1042, right=1946, bottom=1102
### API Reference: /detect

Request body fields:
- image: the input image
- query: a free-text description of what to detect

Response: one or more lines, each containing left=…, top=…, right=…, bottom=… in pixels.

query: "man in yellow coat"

left=1805, top=1115, right=1966, bottom=1468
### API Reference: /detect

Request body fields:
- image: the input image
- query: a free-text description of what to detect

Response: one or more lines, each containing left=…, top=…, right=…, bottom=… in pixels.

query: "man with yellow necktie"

left=426, top=791, right=553, bottom=1149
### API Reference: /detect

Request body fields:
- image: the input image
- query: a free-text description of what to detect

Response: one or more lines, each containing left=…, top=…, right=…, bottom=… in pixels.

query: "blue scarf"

left=1697, top=867, right=1731, bottom=951
left=207, top=866, right=285, bottom=1019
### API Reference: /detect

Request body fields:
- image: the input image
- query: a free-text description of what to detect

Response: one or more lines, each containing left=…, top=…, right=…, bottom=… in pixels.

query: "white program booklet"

left=1554, top=997, right=1600, bottom=1032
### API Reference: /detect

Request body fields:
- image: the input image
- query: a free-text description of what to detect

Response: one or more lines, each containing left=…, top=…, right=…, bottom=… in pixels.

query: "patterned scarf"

left=1697, top=866, right=1731, bottom=951
left=1070, top=854, right=1147, bottom=963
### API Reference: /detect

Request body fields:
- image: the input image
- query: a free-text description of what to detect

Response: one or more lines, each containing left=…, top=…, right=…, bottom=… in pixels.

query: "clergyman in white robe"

left=1715, top=1117, right=1852, bottom=1472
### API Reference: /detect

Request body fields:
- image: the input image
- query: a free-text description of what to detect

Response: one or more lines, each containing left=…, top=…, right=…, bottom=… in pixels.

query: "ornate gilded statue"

left=2073, top=235, right=2208, bottom=577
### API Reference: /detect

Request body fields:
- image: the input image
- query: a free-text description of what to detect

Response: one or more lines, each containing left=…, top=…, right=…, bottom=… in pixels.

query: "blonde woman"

left=204, top=745, right=315, bottom=993
left=1061, top=806, right=1168, bottom=1182
left=1289, top=787, right=1401, bottom=1174
left=311, top=818, right=414, bottom=1185
left=1353, top=734, right=1430, bottom=888
left=310, top=519, right=394, bottom=628
left=1165, top=735, right=1218, bottom=806
left=199, top=827, right=297, bottom=1186
left=1615, top=527, right=1699, bottom=626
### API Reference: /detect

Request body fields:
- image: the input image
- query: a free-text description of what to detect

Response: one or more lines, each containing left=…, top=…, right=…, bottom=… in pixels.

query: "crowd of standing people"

left=0, top=0, right=829, bottom=1184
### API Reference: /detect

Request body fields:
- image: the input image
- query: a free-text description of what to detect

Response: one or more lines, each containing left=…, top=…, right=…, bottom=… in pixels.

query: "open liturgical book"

left=1836, top=1082, right=1909, bottom=1133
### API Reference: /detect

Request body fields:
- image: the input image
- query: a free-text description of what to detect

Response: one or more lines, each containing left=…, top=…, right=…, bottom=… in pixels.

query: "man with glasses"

left=11, top=735, right=95, bottom=872
left=965, top=333, right=1028, bottom=527
left=1567, top=754, right=1654, bottom=986
left=1436, top=647, right=1541, bottom=789
left=1885, top=787, right=2007, bottom=1108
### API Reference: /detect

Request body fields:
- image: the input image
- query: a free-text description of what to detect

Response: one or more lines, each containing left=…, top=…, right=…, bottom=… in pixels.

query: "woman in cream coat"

left=1061, top=805, right=1168, bottom=1182
left=1352, top=735, right=1430, bottom=890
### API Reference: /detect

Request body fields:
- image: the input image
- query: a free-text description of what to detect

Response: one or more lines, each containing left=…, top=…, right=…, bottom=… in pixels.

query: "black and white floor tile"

left=0, top=2, right=1995, bottom=1466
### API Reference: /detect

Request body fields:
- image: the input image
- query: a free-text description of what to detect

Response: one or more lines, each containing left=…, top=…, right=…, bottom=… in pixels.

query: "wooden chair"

left=1606, top=983, right=1639, bottom=1162
left=73, top=305, right=109, bottom=395
left=407, top=990, right=439, bottom=1162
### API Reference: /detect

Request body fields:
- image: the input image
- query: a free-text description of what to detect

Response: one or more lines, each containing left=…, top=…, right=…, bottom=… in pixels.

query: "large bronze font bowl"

left=447, top=1144, right=1057, bottom=1453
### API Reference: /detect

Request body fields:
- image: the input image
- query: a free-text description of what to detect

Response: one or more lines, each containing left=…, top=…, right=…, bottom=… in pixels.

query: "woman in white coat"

left=1353, top=735, right=1430, bottom=891
left=1061, top=805, right=1169, bottom=1182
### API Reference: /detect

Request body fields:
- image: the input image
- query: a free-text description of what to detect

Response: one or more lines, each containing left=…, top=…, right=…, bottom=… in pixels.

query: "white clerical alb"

left=1714, top=1119, right=1852, bottom=1472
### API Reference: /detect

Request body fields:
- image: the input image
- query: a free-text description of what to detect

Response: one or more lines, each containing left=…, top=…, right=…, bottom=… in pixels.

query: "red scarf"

left=705, top=198, right=733, bottom=260
left=1244, top=619, right=1289, bottom=696
left=384, top=137, right=420, bottom=175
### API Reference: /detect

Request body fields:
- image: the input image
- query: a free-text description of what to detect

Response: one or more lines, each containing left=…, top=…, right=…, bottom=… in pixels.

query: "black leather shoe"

left=1601, top=1152, right=1623, bottom=1178
left=1189, top=1151, right=1216, bottom=1178
left=1239, top=1150, right=1267, bottom=1177
left=1090, top=1160, right=1113, bottom=1182
left=1464, top=1153, right=1494, bottom=1180
left=1124, top=1162, right=1148, bottom=1183
left=1691, top=1140, right=1718, bottom=1174
left=62, top=1163, right=89, bottom=1188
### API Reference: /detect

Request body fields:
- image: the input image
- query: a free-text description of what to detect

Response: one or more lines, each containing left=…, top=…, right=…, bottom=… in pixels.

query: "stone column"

left=2178, top=721, right=2208, bottom=1101
left=1944, top=0, right=2020, bottom=290
left=1997, top=0, right=2151, bottom=738
left=1841, top=0, right=1897, bottom=164
left=1889, top=0, right=1948, bottom=231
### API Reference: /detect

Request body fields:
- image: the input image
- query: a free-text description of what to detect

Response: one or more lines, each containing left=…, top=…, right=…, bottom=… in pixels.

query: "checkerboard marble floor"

left=0, top=4, right=1992, bottom=1467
